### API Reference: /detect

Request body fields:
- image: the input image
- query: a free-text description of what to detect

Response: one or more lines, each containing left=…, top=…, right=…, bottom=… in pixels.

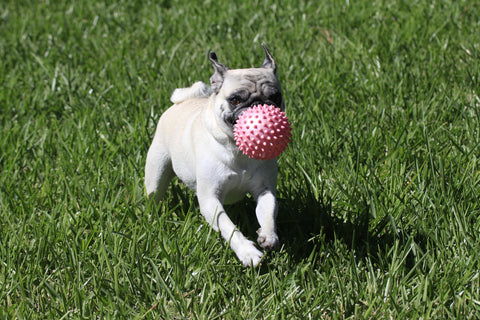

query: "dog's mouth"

left=228, top=103, right=279, bottom=127
left=226, top=106, right=255, bottom=126
left=230, top=107, right=250, bottom=126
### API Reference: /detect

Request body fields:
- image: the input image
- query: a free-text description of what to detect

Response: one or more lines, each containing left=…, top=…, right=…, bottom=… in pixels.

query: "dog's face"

left=208, top=45, right=284, bottom=136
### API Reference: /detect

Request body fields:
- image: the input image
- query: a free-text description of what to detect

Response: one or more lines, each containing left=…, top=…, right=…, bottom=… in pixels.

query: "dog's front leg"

left=197, top=195, right=263, bottom=267
left=254, top=190, right=279, bottom=250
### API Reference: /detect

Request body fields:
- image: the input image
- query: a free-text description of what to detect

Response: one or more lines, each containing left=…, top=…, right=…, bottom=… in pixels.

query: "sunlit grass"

left=1, top=0, right=479, bottom=318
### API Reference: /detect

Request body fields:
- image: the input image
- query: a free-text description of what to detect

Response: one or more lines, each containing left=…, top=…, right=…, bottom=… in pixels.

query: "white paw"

left=257, top=229, right=279, bottom=250
left=235, top=241, right=264, bottom=267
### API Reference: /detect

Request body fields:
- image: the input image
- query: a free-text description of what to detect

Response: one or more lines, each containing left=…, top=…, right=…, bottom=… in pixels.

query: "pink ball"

left=234, top=104, right=292, bottom=160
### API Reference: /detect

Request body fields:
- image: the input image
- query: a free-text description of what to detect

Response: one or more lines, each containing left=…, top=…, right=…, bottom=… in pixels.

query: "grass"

left=1, top=0, right=479, bottom=318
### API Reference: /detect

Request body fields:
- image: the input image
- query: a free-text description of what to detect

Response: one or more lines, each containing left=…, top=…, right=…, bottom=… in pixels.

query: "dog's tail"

left=170, top=81, right=212, bottom=104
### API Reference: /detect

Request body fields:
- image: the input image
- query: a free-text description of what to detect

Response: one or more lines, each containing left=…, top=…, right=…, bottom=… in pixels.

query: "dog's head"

left=209, top=44, right=284, bottom=133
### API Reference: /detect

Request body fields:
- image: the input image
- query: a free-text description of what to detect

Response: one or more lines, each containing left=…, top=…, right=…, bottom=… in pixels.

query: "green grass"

left=1, top=0, right=479, bottom=318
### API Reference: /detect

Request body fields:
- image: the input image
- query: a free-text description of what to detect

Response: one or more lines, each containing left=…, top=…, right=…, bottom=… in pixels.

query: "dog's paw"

left=236, top=242, right=264, bottom=267
left=257, top=229, right=279, bottom=251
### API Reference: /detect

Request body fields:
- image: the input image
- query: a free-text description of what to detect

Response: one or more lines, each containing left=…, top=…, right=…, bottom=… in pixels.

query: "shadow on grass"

left=276, top=192, right=374, bottom=262
left=272, top=186, right=427, bottom=270
left=224, top=187, right=375, bottom=264
left=207, top=189, right=392, bottom=267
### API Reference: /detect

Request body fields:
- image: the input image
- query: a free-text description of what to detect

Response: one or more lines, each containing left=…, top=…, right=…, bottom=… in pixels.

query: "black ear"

left=260, top=43, right=276, bottom=73
left=209, top=52, right=229, bottom=93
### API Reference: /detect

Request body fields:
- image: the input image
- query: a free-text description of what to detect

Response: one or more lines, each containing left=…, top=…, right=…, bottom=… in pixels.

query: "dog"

left=145, top=44, right=284, bottom=267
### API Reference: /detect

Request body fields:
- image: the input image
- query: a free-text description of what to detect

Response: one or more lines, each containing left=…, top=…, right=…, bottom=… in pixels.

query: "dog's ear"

left=209, top=52, right=229, bottom=93
left=260, top=43, right=276, bottom=74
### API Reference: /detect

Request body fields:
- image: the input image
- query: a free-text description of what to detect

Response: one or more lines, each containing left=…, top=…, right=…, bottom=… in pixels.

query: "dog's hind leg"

left=145, top=142, right=174, bottom=203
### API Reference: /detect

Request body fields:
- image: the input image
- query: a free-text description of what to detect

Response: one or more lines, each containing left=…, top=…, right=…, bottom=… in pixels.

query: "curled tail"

left=170, top=81, right=212, bottom=104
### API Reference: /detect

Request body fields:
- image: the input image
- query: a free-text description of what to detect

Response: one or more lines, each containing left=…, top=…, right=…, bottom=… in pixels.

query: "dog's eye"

left=229, top=97, right=241, bottom=106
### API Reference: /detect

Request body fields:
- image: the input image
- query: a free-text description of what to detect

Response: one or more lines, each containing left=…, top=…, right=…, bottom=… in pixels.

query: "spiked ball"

left=234, top=104, right=291, bottom=160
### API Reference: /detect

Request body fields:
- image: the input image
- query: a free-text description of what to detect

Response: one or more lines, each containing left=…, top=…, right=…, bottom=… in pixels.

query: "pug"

left=145, top=44, right=284, bottom=267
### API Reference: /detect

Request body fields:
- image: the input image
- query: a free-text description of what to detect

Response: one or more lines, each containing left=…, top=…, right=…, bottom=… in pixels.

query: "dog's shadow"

left=166, top=179, right=419, bottom=268
left=228, top=186, right=405, bottom=267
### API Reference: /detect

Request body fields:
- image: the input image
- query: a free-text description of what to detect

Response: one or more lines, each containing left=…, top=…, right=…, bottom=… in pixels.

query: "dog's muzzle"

left=228, top=102, right=279, bottom=126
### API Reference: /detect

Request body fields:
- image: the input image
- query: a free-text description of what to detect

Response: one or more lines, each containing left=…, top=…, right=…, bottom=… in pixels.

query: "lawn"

left=1, top=0, right=479, bottom=318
